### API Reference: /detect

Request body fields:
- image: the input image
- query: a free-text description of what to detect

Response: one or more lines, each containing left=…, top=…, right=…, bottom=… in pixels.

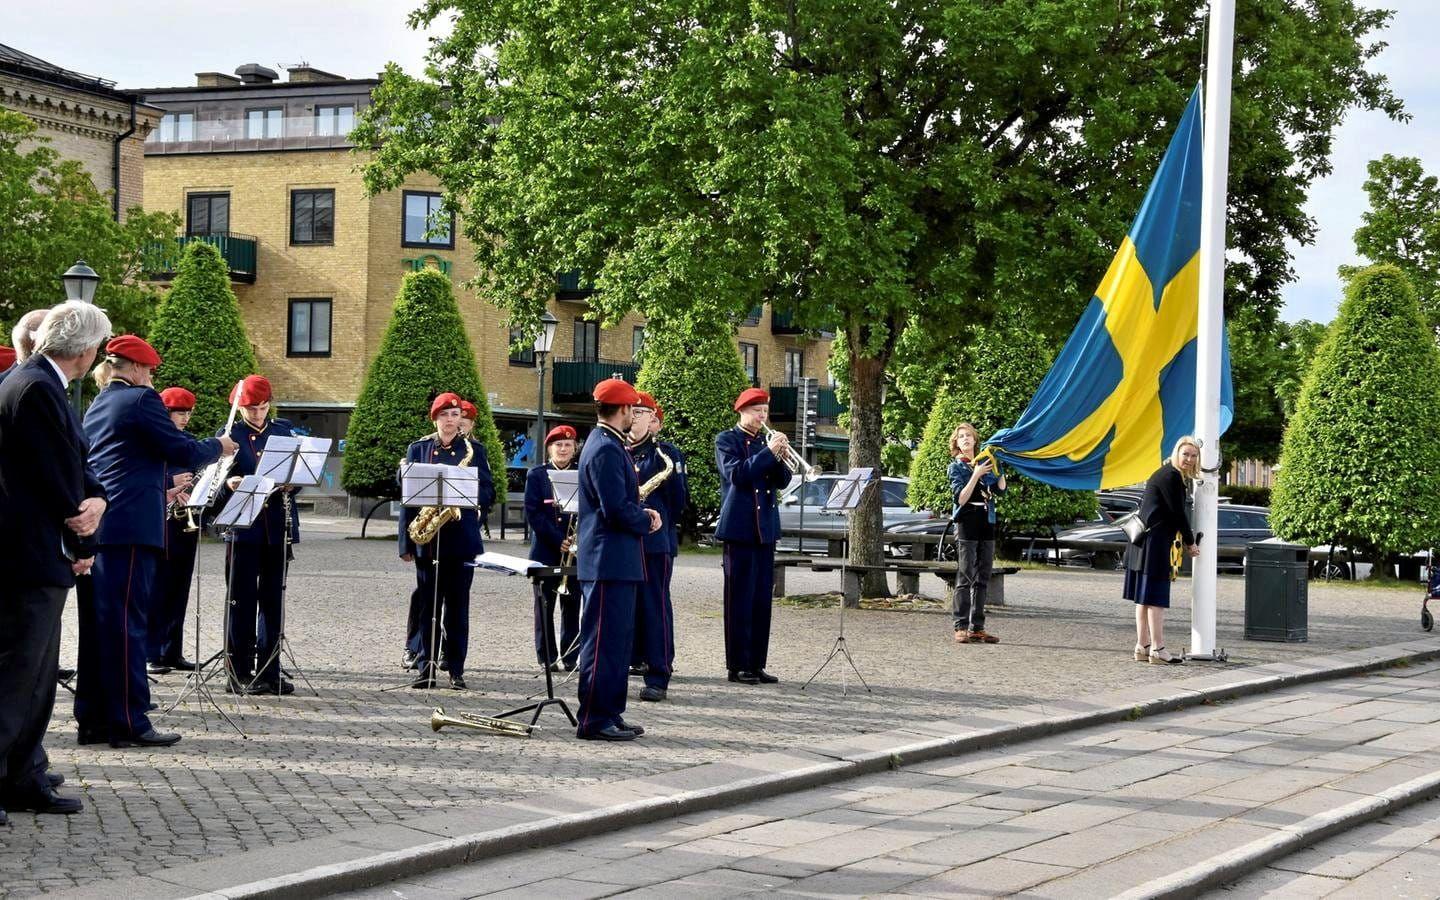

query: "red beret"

left=654, top=405, right=664, bottom=422
left=632, top=390, right=657, bottom=411
left=159, top=387, right=196, bottom=411
left=106, top=335, right=162, bottom=368
left=734, top=387, right=769, bottom=411
left=229, top=375, right=272, bottom=406
left=545, top=425, right=577, bottom=445
left=459, top=400, right=478, bottom=419
left=592, top=378, right=640, bottom=405
left=0, top=346, right=15, bottom=370
left=429, top=391, right=463, bottom=420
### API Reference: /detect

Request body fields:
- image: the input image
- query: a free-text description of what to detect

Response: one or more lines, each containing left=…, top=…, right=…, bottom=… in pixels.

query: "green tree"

left=1274, top=319, right=1329, bottom=421
left=1269, top=265, right=1440, bottom=568
left=343, top=270, right=507, bottom=508
left=0, top=109, right=179, bottom=337
left=635, top=315, right=750, bottom=539
left=149, top=242, right=258, bottom=438
left=357, top=0, right=1399, bottom=592
left=909, top=320, right=1095, bottom=533
left=1348, top=154, right=1440, bottom=330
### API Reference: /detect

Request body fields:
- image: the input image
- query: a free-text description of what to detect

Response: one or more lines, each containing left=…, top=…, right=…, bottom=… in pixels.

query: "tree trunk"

left=848, top=351, right=889, bottom=603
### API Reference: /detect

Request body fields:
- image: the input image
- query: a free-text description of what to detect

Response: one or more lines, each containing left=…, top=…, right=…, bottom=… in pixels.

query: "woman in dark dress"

left=1124, top=437, right=1200, bottom=665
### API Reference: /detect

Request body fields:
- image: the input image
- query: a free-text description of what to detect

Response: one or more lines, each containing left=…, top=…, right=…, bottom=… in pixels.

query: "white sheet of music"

left=399, top=462, right=481, bottom=509
left=546, top=468, right=580, bottom=514
left=472, top=551, right=544, bottom=575
left=256, top=435, right=332, bottom=486
left=214, top=475, right=276, bottom=528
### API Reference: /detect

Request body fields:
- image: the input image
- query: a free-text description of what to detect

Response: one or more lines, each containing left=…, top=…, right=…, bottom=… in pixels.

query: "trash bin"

left=1245, top=541, right=1309, bottom=642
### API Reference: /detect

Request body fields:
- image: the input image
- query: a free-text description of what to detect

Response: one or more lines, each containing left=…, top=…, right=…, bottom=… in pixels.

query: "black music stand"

left=802, top=467, right=876, bottom=695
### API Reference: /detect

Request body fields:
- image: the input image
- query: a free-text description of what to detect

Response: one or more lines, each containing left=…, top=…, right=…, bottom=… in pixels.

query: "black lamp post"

left=61, top=260, right=100, bottom=412
left=533, top=310, right=559, bottom=465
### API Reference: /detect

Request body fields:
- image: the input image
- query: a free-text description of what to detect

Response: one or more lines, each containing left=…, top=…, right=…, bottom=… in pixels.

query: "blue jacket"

left=714, top=426, right=789, bottom=545
left=398, top=435, right=494, bottom=560
left=946, top=457, right=1005, bottom=525
left=84, top=379, right=223, bottom=549
left=576, top=423, right=652, bottom=582
left=524, top=462, right=575, bottom=566
left=631, top=437, right=688, bottom=556
left=223, top=418, right=302, bottom=545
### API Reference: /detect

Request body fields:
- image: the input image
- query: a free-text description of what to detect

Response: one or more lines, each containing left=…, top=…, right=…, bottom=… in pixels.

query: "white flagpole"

left=1192, top=0, right=1235, bottom=661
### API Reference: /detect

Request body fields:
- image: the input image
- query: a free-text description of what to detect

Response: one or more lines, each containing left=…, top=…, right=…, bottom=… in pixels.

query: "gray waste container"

left=1244, top=541, right=1309, bottom=642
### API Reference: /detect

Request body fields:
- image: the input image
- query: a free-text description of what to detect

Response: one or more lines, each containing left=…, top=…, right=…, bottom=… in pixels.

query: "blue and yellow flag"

left=986, top=86, right=1233, bottom=490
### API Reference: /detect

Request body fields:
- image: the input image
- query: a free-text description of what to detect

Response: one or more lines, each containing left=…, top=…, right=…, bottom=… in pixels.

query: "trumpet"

left=430, top=706, right=532, bottom=737
left=761, top=424, right=820, bottom=483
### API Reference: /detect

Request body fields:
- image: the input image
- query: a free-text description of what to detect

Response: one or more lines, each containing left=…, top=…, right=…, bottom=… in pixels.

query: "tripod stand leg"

left=497, top=577, right=576, bottom=728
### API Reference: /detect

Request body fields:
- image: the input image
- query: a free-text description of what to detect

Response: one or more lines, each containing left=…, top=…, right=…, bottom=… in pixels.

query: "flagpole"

left=1192, top=0, right=1234, bottom=661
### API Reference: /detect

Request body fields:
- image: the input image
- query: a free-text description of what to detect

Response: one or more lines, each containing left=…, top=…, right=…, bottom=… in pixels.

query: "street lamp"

left=533, top=310, right=559, bottom=465
left=60, top=260, right=100, bottom=413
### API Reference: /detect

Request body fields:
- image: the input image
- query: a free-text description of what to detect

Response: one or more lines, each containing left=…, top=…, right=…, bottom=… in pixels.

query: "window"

left=573, top=318, right=599, bottom=361
left=157, top=111, right=195, bottom=143
left=402, top=191, right=454, bottom=248
left=315, top=104, right=355, bottom=137
left=882, top=480, right=910, bottom=508
left=186, top=193, right=230, bottom=236
left=632, top=326, right=645, bottom=361
left=785, top=348, right=804, bottom=385
left=290, top=189, right=335, bottom=245
left=742, top=304, right=763, bottom=327
left=740, top=342, right=759, bottom=386
left=245, top=107, right=283, bottom=139
left=287, top=299, right=332, bottom=357
left=508, top=326, right=535, bottom=366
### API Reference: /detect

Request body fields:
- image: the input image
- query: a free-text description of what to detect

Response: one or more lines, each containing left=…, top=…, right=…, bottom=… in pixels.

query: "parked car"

left=1029, top=503, right=1273, bottom=571
left=776, top=474, right=931, bottom=553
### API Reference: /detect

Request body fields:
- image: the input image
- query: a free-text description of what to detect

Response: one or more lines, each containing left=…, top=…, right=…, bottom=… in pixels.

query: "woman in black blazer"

left=1124, top=437, right=1200, bottom=665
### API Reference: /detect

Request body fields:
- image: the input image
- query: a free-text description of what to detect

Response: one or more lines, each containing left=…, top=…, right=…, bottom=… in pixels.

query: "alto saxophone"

left=407, top=436, right=476, bottom=546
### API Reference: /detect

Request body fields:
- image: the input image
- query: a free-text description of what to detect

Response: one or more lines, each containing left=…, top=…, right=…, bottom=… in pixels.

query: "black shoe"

left=225, top=678, right=253, bottom=695
left=438, top=657, right=449, bottom=672
left=628, top=663, right=648, bottom=677
left=615, top=718, right=645, bottom=736
left=1, top=785, right=82, bottom=814
left=728, top=670, right=759, bottom=685
left=0, top=807, right=8, bottom=826
left=577, top=725, right=637, bottom=741
left=110, top=729, right=181, bottom=749
left=639, top=686, right=667, bottom=702
left=563, top=662, right=577, bottom=672
left=752, top=670, right=779, bottom=684
left=544, top=662, right=561, bottom=673
left=250, top=679, right=295, bottom=696
left=146, top=661, right=173, bottom=675
left=449, top=675, right=467, bottom=690
left=46, top=772, right=64, bottom=788
left=76, top=728, right=107, bottom=746
left=408, top=675, right=438, bottom=689
left=57, top=668, right=76, bottom=682
left=165, top=657, right=198, bottom=672
left=402, top=649, right=418, bottom=670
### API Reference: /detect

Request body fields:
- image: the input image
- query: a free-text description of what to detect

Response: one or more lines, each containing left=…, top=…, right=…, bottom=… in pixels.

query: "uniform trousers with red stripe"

left=575, top=580, right=637, bottom=736
left=637, top=553, right=674, bottom=690
left=74, top=545, right=159, bottom=740
left=722, top=541, right=775, bottom=674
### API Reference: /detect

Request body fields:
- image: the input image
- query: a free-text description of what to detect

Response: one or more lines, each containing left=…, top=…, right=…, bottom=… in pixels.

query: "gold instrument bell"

left=430, top=706, right=532, bottom=738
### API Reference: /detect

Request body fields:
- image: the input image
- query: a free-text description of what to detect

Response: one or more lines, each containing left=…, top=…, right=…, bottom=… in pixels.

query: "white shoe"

left=1134, top=644, right=1149, bottom=661
left=1149, top=646, right=1184, bottom=665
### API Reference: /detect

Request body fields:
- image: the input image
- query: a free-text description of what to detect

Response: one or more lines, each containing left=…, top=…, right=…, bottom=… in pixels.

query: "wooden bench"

left=776, top=555, right=1022, bottom=608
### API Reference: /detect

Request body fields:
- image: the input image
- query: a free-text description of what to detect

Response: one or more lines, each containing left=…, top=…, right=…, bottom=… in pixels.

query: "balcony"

left=150, top=233, right=258, bottom=283
left=556, top=270, right=596, bottom=302
left=766, top=384, right=846, bottom=423
left=770, top=307, right=804, bottom=335
left=145, top=114, right=357, bottom=156
left=551, top=357, right=641, bottom=402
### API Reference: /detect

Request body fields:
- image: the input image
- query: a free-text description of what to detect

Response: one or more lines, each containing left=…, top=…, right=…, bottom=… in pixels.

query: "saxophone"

left=557, top=444, right=673, bottom=598
left=407, top=436, right=476, bottom=546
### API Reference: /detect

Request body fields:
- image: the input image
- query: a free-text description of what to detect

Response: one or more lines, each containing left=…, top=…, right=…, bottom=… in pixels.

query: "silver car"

left=776, top=474, right=931, bottom=553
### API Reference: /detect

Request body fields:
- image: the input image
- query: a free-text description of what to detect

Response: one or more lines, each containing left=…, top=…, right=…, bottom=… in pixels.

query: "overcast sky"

left=3, top=0, right=1433, bottom=325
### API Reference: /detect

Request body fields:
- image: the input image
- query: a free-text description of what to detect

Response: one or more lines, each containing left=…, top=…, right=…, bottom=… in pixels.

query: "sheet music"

left=546, top=468, right=580, bottom=514
left=399, top=462, right=482, bottom=509
left=472, top=551, right=545, bottom=575
left=185, top=459, right=227, bottom=510
left=256, top=435, right=332, bottom=486
left=826, top=467, right=876, bottom=511
left=214, top=475, right=276, bottom=528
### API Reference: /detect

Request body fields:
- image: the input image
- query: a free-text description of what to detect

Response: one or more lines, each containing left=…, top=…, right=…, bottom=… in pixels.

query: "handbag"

left=1116, top=510, right=1147, bottom=544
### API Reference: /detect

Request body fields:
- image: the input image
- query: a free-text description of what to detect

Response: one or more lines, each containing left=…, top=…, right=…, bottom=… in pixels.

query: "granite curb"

left=64, top=637, right=1440, bottom=900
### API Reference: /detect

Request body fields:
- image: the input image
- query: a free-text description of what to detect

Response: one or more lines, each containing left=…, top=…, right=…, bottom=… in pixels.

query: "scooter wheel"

left=1422, top=607, right=1434, bottom=632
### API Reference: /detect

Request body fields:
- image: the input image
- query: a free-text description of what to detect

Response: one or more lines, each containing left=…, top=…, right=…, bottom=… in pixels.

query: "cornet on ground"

left=430, top=706, right=531, bottom=737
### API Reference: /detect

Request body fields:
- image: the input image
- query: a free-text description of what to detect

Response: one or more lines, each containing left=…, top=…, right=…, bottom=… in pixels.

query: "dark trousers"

left=405, top=581, right=426, bottom=656
left=226, top=541, right=285, bottom=683
left=75, top=545, right=158, bottom=739
left=722, top=542, right=775, bottom=673
left=952, top=539, right=994, bottom=631
left=0, top=583, right=65, bottom=791
left=575, top=579, right=636, bottom=736
left=533, top=575, right=580, bottom=668
left=413, top=557, right=472, bottom=679
left=149, top=529, right=199, bottom=663
left=638, top=553, right=674, bottom=689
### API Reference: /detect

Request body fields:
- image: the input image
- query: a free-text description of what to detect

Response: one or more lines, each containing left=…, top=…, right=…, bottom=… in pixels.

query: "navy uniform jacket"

left=398, top=435, right=494, bottom=560
left=525, top=462, right=575, bottom=566
left=631, top=437, right=688, bottom=556
left=0, top=356, right=106, bottom=587
left=84, top=380, right=223, bottom=549
left=714, top=426, right=790, bottom=545
left=224, top=418, right=301, bottom=545
left=576, top=424, right=652, bottom=582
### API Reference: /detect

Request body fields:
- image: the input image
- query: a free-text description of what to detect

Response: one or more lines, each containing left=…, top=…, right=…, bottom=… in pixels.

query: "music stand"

left=390, top=461, right=482, bottom=691
left=802, top=467, right=876, bottom=695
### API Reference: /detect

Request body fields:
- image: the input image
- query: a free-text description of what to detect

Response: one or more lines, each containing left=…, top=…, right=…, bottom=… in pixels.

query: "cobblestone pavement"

left=2, top=517, right=1431, bottom=895
left=348, top=660, right=1440, bottom=898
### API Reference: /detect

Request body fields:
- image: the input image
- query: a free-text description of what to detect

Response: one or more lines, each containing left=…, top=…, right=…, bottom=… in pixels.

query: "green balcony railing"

left=766, top=384, right=846, bottom=422
left=818, top=387, right=846, bottom=421
left=556, top=270, right=596, bottom=300
left=150, top=232, right=258, bottom=283
left=552, top=357, right=641, bottom=402
left=770, top=307, right=803, bottom=334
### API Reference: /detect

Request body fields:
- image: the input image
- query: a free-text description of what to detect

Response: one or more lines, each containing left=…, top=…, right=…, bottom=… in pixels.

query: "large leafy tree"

left=0, top=110, right=179, bottom=338
left=1269, top=265, right=1440, bottom=567
left=1347, top=154, right=1440, bottom=331
left=357, top=0, right=1399, bottom=591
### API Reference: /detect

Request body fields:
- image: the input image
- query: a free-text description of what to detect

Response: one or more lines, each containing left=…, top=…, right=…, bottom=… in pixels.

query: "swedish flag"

left=986, top=86, right=1233, bottom=490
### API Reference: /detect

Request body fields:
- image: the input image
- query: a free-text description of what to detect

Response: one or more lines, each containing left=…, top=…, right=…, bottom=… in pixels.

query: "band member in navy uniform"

left=628, top=392, right=688, bottom=702
left=222, top=375, right=300, bottom=695
left=575, top=379, right=662, bottom=741
left=715, top=387, right=790, bottom=685
left=398, top=393, right=495, bottom=690
left=76, top=337, right=233, bottom=747
left=525, top=424, right=579, bottom=671
left=147, top=387, right=203, bottom=673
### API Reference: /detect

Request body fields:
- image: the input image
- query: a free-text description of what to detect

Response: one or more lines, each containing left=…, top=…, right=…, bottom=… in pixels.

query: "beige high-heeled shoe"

left=1149, top=646, right=1184, bottom=665
left=1134, top=643, right=1149, bottom=661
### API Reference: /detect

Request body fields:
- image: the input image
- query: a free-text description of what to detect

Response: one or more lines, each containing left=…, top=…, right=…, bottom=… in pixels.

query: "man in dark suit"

left=0, top=301, right=111, bottom=822
left=76, top=337, right=233, bottom=749
left=0, top=309, right=49, bottom=390
left=574, top=379, right=662, bottom=741
left=525, top=424, right=579, bottom=671
left=715, top=388, right=791, bottom=685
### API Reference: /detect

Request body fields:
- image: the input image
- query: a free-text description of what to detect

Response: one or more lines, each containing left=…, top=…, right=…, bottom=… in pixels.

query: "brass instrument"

left=430, top=706, right=532, bottom=737
left=761, top=424, right=820, bottom=483
left=407, top=436, right=476, bottom=546
left=557, top=445, right=673, bottom=599
left=171, top=381, right=246, bottom=533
